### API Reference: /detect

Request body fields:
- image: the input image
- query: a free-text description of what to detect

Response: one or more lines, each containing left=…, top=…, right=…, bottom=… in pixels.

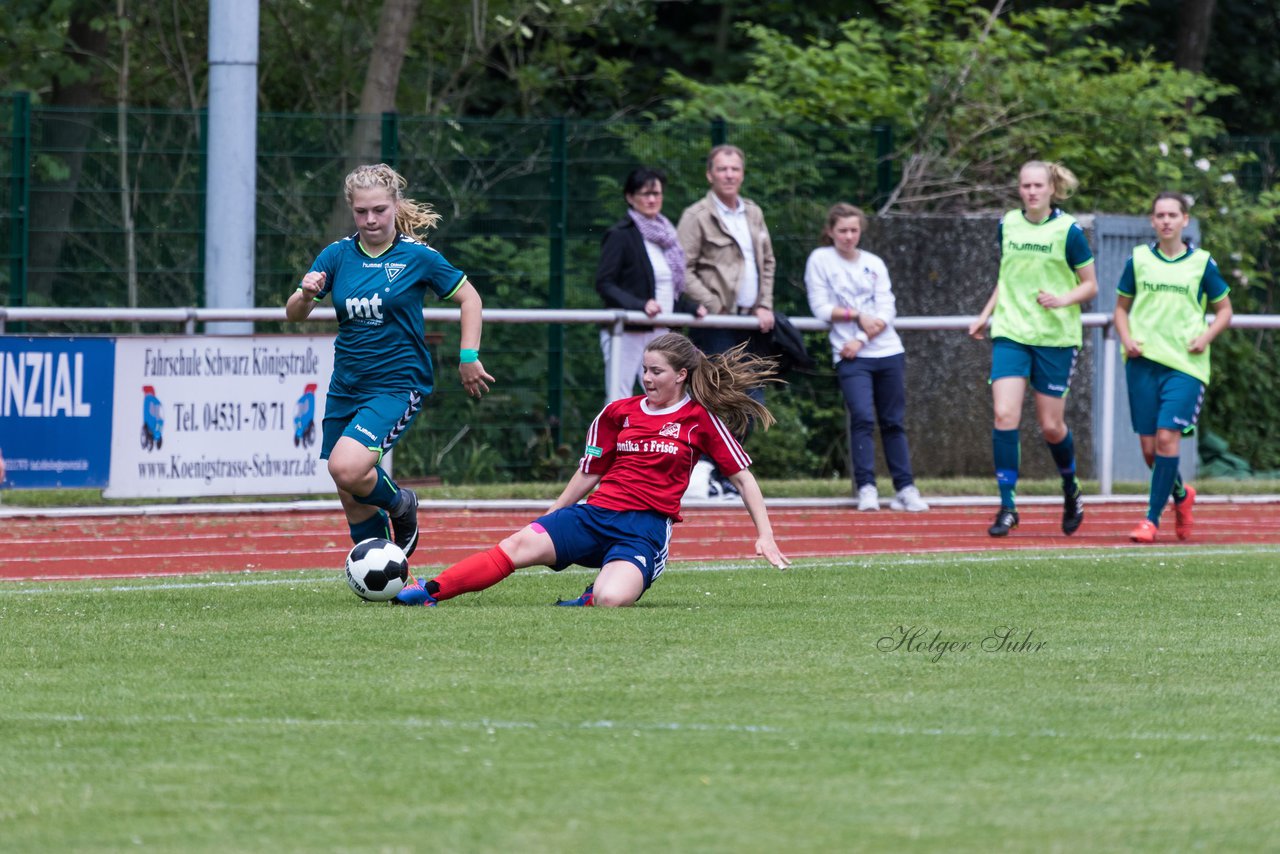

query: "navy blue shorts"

left=990, top=337, right=1078, bottom=398
left=533, top=504, right=672, bottom=589
left=320, top=384, right=424, bottom=462
left=1126, top=357, right=1204, bottom=435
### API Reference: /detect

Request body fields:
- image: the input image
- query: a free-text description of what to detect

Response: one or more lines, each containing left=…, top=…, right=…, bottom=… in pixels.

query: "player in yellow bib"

left=969, top=161, right=1098, bottom=537
left=1113, top=191, right=1232, bottom=543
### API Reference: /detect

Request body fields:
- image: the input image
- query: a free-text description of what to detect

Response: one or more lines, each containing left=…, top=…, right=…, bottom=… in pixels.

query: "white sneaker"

left=890, top=485, right=930, bottom=512
left=857, top=484, right=879, bottom=511
left=683, top=459, right=715, bottom=502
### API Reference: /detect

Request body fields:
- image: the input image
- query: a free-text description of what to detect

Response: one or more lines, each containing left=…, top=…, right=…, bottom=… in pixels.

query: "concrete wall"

left=860, top=213, right=1097, bottom=479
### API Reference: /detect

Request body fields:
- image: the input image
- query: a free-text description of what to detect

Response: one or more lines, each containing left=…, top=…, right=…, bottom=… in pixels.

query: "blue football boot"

left=554, top=584, right=594, bottom=607
left=393, top=574, right=436, bottom=606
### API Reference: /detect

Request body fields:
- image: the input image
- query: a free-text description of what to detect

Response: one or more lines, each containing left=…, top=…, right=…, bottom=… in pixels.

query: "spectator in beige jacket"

left=676, top=144, right=777, bottom=499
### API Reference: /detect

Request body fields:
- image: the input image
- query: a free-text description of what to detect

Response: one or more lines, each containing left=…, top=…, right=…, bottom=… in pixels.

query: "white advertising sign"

left=106, top=336, right=336, bottom=497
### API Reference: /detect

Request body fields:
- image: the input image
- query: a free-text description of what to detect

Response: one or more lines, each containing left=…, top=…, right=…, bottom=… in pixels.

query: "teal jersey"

left=308, top=233, right=467, bottom=394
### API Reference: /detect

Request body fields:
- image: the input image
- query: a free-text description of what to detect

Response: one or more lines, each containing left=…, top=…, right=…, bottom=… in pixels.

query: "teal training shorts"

left=1125, top=357, right=1204, bottom=435
left=320, top=382, right=425, bottom=461
left=990, top=337, right=1078, bottom=398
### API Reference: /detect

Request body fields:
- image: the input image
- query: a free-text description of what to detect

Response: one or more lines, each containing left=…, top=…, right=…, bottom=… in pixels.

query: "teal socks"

left=353, top=467, right=399, bottom=510
left=1047, top=431, right=1078, bottom=493
left=349, top=510, right=391, bottom=545
left=993, top=428, right=1020, bottom=509
left=1148, top=454, right=1180, bottom=524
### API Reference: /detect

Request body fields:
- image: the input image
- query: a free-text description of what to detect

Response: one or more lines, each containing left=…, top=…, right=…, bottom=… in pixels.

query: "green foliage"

left=661, top=0, right=1280, bottom=472
left=5, top=0, right=1280, bottom=474
left=0, top=0, right=109, bottom=99
left=744, top=369, right=850, bottom=481
left=665, top=0, right=1237, bottom=216
left=1198, top=186, right=1280, bottom=470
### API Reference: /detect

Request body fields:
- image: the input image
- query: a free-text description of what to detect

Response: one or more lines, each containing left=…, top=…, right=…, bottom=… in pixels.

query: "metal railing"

left=4, top=305, right=1275, bottom=495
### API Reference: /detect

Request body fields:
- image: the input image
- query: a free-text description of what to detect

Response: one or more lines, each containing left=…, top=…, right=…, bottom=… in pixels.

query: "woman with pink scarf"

left=595, top=167, right=706, bottom=402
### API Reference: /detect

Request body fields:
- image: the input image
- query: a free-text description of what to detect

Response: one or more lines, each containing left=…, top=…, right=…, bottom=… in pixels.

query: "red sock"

left=431, top=546, right=516, bottom=601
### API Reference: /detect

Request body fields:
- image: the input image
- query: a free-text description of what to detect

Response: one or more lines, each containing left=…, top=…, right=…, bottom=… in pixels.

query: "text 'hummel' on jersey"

left=1006, top=240, right=1053, bottom=254
left=1139, top=279, right=1191, bottom=296
left=345, top=293, right=384, bottom=321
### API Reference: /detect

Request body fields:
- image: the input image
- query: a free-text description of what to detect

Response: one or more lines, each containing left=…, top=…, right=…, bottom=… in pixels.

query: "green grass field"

left=3, top=547, right=1279, bottom=852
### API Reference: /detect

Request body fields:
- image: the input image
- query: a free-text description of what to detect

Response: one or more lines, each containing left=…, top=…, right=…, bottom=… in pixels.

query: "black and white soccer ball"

left=345, top=537, right=410, bottom=602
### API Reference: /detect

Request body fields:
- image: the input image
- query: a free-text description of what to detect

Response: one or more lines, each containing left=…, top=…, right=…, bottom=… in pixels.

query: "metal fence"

left=0, top=96, right=893, bottom=314
left=2, top=96, right=1274, bottom=321
left=0, top=96, right=897, bottom=456
left=3, top=97, right=1277, bottom=484
left=4, top=305, right=1276, bottom=494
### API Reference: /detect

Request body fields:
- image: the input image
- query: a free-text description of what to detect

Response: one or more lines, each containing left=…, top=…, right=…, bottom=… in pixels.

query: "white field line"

left=2, top=710, right=1277, bottom=746
left=3, top=493, right=1280, bottom=521
left=1, top=544, right=1275, bottom=593
left=0, top=712, right=780, bottom=735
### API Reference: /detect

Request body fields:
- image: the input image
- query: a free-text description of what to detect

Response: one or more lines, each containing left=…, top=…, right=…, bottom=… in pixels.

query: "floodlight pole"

left=203, top=0, right=260, bottom=335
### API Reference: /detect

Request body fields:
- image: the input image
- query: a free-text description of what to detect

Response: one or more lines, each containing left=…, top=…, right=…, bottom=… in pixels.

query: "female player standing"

left=394, top=332, right=790, bottom=607
left=1113, top=191, right=1232, bottom=543
left=968, top=161, right=1098, bottom=537
left=804, top=202, right=929, bottom=513
left=286, top=163, right=494, bottom=557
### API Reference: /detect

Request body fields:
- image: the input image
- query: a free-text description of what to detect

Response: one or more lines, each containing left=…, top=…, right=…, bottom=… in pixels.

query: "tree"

left=18, top=0, right=113, bottom=306
left=1175, top=0, right=1215, bottom=73
left=655, top=0, right=1280, bottom=473
left=662, top=0, right=1236, bottom=215
left=325, top=0, right=422, bottom=237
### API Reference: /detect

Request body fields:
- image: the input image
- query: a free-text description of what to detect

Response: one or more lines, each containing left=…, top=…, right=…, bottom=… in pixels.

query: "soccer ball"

left=345, top=537, right=409, bottom=601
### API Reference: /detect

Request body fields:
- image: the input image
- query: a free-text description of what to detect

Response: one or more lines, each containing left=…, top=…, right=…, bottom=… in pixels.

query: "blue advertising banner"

left=0, top=336, right=115, bottom=488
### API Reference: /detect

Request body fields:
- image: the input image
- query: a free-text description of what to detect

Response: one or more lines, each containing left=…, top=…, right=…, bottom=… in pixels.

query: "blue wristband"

left=460, top=348, right=479, bottom=364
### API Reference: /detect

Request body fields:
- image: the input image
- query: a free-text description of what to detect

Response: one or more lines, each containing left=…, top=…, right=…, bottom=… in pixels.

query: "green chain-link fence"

left=0, top=97, right=893, bottom=482
left=7, top=97, right=1275, bottom=483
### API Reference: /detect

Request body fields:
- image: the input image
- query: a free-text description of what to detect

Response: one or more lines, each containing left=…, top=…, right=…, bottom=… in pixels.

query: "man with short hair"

left=677, top=145, right=777, bottom=498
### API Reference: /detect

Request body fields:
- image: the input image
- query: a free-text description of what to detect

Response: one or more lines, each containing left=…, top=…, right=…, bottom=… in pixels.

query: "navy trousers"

left=836, top=352, right=916, bottom=491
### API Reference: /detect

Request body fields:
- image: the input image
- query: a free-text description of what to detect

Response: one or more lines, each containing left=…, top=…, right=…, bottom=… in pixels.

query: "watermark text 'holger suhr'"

left=877, top=626, right=1046, bottom=663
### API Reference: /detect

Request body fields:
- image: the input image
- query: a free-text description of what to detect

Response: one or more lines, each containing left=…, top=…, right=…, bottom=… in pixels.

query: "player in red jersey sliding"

left=395, top=332, right=790, bottom=607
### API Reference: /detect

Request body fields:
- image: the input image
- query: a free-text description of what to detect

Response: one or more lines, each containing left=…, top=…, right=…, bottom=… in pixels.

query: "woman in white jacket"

left=805, top=203, right=928, bottom=512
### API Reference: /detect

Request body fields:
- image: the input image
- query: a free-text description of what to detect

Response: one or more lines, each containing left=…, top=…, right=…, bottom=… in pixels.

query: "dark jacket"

left=750, top=310, right=816, bottom=375
left=595, top=217, right=695, bottom=330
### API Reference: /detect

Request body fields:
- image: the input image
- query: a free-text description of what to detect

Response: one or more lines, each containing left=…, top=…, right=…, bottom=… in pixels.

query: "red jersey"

left=579, top=394, right=751, bottom=521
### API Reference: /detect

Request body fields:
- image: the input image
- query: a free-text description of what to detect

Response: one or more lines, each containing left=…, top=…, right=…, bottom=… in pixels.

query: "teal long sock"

left=1146, top=460, right=1186, bottom=501
left=1047, top=431, right=1078, bottom=493
left=353, top=466, right=400, bottom=510
left=1148, top=454, right=1180, bottom=524
left=993, top=428, right=1020, bottom=509
left=349, top=510, right=391, bottom=545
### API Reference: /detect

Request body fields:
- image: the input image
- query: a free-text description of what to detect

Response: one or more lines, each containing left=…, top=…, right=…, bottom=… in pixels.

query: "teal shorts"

left=320, top=382, right=425, bottom=461
left=1125, top=357, right=1204, bottom=435
left=990, top=338, right=1078, bottom=398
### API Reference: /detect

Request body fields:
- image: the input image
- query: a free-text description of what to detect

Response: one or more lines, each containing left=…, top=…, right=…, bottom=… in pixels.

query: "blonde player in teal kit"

left=1114, top=191, right=1232, bottom=543
left=969, top=161, right=1098, bottom=537
left=286, top=164, right=494, bottom=557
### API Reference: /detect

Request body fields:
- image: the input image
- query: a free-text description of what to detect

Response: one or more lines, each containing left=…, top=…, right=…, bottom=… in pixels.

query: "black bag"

left=749, top=310, right=815, bottom=375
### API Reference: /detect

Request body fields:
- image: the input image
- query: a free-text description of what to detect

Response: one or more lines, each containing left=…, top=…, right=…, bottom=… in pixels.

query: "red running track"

left=3, top=500, right=1280, bottom=581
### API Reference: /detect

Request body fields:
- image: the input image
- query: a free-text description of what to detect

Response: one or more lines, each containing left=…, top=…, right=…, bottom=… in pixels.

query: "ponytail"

left=645, top=333, right=777, bottom=437
left=343, top=163, right=442, bottom=241
left=1021, top=160, right=1080, bottom=203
